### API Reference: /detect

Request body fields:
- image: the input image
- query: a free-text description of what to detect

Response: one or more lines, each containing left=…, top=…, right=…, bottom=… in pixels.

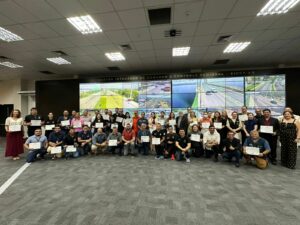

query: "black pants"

left=205, top=145, right=221, bottom=159
left=191, top=142, right=204, bottom=157
left=80, top=143, right=91, bottom=155
left=260, top=133, right=278, bottom=161
left=109, top=144, right=123, bottom=155
left=155, top=145, right=164, bottom=157
left=165, top=144, right=176, bottom=157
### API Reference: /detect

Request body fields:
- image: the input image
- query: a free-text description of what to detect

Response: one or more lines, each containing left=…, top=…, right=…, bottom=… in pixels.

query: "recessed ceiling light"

left=67, top=15, right=102, bottom=34
left=46, top=57, right=71, bottom=65
left=0, top=61, right=23, bottom=68
left=172, top=47, right=190, bottom=57
left=257, top=0, right=300, bottom=16
left=0, top=26, right=23, bottom=42
left=105, top=52, right=125, bottom=61
left=223, top=42, right=251, bottom=53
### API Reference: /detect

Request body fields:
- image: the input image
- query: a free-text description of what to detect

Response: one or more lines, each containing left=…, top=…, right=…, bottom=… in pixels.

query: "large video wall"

left=80, top=75, right=285, bottom=116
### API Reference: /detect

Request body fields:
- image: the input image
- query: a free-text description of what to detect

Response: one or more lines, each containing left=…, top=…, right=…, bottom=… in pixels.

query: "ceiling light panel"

left=223, top=42, right=251, bottom=53
left=257, top=0, right=300, bottom=16
left=0, top=61, right=23, bottom=68
left=0, top=27, right=23, bottom=42
left=46, top=57, right=71, bottom=65
left=67, top=15, right=102, bottom=34
left=172, top=47, right=191, bottom=56
left=105, top=52, right=126, bottom=61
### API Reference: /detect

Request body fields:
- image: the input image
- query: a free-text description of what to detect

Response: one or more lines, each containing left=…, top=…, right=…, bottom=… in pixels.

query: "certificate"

left=214, top=122, right=222, bottom=129
left=73, top=122, right=82, bottom=128
left=239, top=114, right=248, bottom=122
left=29, top=142, right=41, bottom=150
left=66, top=146, right=77, bottom=152
left=202, top=122, right=210, bottom=129
left=168, top=120, right=176, bottom=126
left=103, top=115, right=109, bottom=121
left=152, top=137, right=160, bottom=145
left=108, top=140, right=117, bottom=146
left=141, top=136, right=150, bottom=143
left=45, top=124, right=55, bottom=131
left=31, top=120, right=41, bottom=126
left=111, top=124, right=118, bottom=129
left=260, top=125, right=273, bottom=134
left=50, top=146, right=62, bottom=154
left=95, top=122, right=103, bottom=128
left=9, top=125, right=21, bottom=132
left=116, top=117, right=124, bottom=123
left=157, top=120, right=165, bottom=126
left=190, top=134, right=201, bottom=142
left=61, top=120, right=70, bottom=126
left=84, top=121, right=91, bottom=127
left=245, top=146, right=260, bottom=156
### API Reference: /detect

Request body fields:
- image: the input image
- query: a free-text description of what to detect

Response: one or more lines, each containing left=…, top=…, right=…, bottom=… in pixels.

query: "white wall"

left=0, top=79, right=22, bottom=109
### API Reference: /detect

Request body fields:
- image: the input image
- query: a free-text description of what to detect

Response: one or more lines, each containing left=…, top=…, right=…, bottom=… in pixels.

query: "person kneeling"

left=91, top=128, right=107, bottom=155
left=78, top=125, right=92, bottom=155
left=47, top=125, right=65, bottom=160
left=122, top=123, right=136, bottom=156
left=63, top=128, right=80, bottom=159
left=24, top=128, right=48, bottom=163
left=175, top=129, right=192, bottom=163
left=243, top=130, right=271, bottom=169
left=221, top=131, right=241, bottom=167
left=107, top=127, right=123, bottom=155
left=165, top=126, right=178, bottom=160
left=203, top=125, right=221, bottom=161
left=137, top=123, right=151, bottom=155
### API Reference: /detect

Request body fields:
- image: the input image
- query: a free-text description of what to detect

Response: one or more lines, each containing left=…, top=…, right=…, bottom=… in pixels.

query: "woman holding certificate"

left=279, top=111, right=300, bottom=169
left=5, top=109, right=24, bottom=160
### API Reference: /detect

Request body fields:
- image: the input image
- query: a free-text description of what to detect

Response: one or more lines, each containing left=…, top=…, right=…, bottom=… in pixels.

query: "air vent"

left=164, top=29, right=182, bottom=37
left=107, top=66, right=120, bottom=71
left=214, top=59, right=230, bottom=65
left=148, top=8, right=171, bottom=25
left=39, top=70, right=55, bottom=74
left=217, top=35, right=232, bottom=43
left=119, top=44, right=132, bottom=51
left=52, top=50, right=68, bottom=56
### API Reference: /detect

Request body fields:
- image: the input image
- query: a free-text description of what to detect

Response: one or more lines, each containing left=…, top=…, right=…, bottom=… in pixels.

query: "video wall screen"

left=80, top=75, right=286, bottom=116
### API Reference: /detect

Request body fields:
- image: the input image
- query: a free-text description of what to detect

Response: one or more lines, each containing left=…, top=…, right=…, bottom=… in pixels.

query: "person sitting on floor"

left=77, top=125, right=92, bottom=155
left=122, top=123, right=136, bottom=156
left=220, top=131, right=242, bottom=167
left=107, top=127, right=123, bottom=155
left=47, top=125, right=65, bottom=160
left=175, top=129, right=192, bottom=163
left=203, top=125, right=221, bottom=161
left=91, top=128, right=107, bottom=155
left=189, top=124, right=204, bottom=157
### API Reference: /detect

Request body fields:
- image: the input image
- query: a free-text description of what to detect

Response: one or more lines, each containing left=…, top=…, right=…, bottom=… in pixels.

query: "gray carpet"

left=0, top=139, right=300, bottom=225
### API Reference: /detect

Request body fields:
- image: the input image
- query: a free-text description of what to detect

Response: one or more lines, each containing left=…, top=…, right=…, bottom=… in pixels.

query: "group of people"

left=4, top=106, right=300, bottom=169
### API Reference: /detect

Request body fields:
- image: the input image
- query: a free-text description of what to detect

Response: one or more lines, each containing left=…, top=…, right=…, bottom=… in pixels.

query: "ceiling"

left=0, top=0, right=300, bottom=80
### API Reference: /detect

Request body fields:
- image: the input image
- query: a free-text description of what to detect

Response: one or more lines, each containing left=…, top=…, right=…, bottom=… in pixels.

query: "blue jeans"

left=138, top=143, right=150, bottom=155
left=26, top=148, right=47, bottom=163
left=63, top=147, right=80, bottom=158
left=175, top=149, right=192, bottom=161
left=223, top=151, right=241, bottom=164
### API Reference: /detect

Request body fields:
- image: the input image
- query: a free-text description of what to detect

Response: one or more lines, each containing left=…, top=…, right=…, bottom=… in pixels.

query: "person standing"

left=24, top=107, right=44, bottom=137
left=5, top=109, right=24, bottom=160
left=44, top=112, right=56, bottom=139
left=279, top=111, right=300, bottom=169
left=257, top=109, right=280, bottom=165
left=175, top=111, right=188, bottom=134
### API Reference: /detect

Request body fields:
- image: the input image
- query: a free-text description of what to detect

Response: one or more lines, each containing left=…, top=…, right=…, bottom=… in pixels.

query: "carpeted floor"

left=0, top=138, right=299, bottom=225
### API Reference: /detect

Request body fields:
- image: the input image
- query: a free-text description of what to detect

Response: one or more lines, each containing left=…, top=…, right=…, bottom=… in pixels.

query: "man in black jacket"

left=175, top=111, right=189, bottom=134
left=221, top=131, right=242, bottom=167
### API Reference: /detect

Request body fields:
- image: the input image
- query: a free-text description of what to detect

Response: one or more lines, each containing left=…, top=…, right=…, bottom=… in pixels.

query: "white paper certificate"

left=214, top=122, right=222, bottom=129
left=239, top=115, right=248, bottom=122
left=31, top=120, right=41, bottom=126
left=202, top=122, right=210, bottom=129
left=95, top=122, right=104, bottom=128
left=152, top=137, right=160, bottom=145
left=73, top=122, right=82, bottom=128
left=51, top=146, right=62, bottom=154
left=116, top=117, right=124, bottom=123
left=157, top=120, right=165, bottom=126
left=168, top=120, right=176, bottom=126
left=260, top=125, right=273, bottom=134
left=84, top=121, right=91, bottom=127
left=190, top=134, right=201, bottom=142
left=9, top=125, right=21, bottom=132
left=245, top=146, right=260, bottom=156
left=29, top=142, right=41, bottom=150
left=66, top=146, right=77, bottom=152
left=111, top=124, right=118, bottom=129
left=103, top=115, right=109, bottom=121
left=141, top=136, right=150, bottom=143
left=61, top=120, right=70, bottom=126
left=45, top=124, right=55, bottom=131
left=108, top=140, right=117, bottom=146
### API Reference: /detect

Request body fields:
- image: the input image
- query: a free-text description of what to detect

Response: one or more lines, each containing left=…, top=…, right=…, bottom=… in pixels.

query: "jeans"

left=223, top=151, right=241, bottom=164
left=138, top=143, right=150, bottom=155
left=124, top=142, right=136, bottom=156
left=63, top=147, right=80, bottom=158
left=109, top=144, right=123, bottom=155
left=26, top=148, right=47, bottom=163
left=175, top=149, right=192, bottom=161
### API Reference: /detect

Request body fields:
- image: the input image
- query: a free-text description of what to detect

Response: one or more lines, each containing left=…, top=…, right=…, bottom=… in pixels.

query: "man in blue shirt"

left=78, top=125, right=92, bottom=155
left=91, top=128, right=107, bottom=155
left=137, top=123, right=151, bottom=155
left=47, top=125, right=65, bottom=159
left=24, top=128, right=48, bottom=163
left=243, top=130, right=271, bottom=169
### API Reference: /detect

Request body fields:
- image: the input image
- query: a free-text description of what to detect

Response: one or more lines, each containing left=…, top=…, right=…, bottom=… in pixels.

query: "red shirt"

left=122, top=129, right=135, bottom=141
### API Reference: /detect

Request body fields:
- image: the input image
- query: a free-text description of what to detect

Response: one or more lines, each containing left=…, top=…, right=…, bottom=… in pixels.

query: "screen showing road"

left=80, top=75, right=285, bottom=116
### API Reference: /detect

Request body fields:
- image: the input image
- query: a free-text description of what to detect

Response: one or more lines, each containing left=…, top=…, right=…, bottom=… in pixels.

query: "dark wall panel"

left=285, top=69, right=300, bottom=114
left=36, top=80, right=79, bottom=119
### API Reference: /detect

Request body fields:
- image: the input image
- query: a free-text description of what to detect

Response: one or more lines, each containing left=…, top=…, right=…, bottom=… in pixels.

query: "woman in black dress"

left=279, top=111, right=300, bottom=169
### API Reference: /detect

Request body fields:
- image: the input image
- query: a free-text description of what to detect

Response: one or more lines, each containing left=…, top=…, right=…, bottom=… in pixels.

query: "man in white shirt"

left=203, top=125, right=221, bottom=161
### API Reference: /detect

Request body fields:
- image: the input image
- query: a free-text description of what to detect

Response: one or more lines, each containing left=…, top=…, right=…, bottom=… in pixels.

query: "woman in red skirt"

left=5, top=109, right=24, bottom=160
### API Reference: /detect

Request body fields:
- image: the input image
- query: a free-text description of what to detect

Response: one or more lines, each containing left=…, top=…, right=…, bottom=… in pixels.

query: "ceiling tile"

left=105, top=30, right=131, bottom=43
left=118, top=9, right=148, bottom=28
left=22, top=22, right=60, bottom=38
left=201, top=0, right=237, bottom=20
left=228, top=0, right=264, bottom=18
left=46, top=19, right=80, bottom=36
left=143, top=0, right=173, bottom=7
left=195, top=20, right=224, bottom=36
left=127, top=28, right=151, bottom=41
left=133, top=41, right=154, bottom=51
left=79, top=0, right=114, bottom=13
left=92, top=12, right=124, bottom=31
left=218, top=17, right=252, bottom=34
left=111, top=0, right=143, bottom=10
left=173, top=1, right=205, bottom=24
left=46, top=0, right=86, bottom=17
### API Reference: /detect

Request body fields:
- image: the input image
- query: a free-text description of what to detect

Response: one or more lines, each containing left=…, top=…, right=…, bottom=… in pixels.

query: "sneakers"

left=186, top=158, right=190, bottom=163
left=171, top=154, right=175, bottom=160
left=159, top=156, right=164, bottom=160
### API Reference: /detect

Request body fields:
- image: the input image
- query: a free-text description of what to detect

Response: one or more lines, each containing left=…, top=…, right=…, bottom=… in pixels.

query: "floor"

left=0, top=138, right=300, bottom=225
